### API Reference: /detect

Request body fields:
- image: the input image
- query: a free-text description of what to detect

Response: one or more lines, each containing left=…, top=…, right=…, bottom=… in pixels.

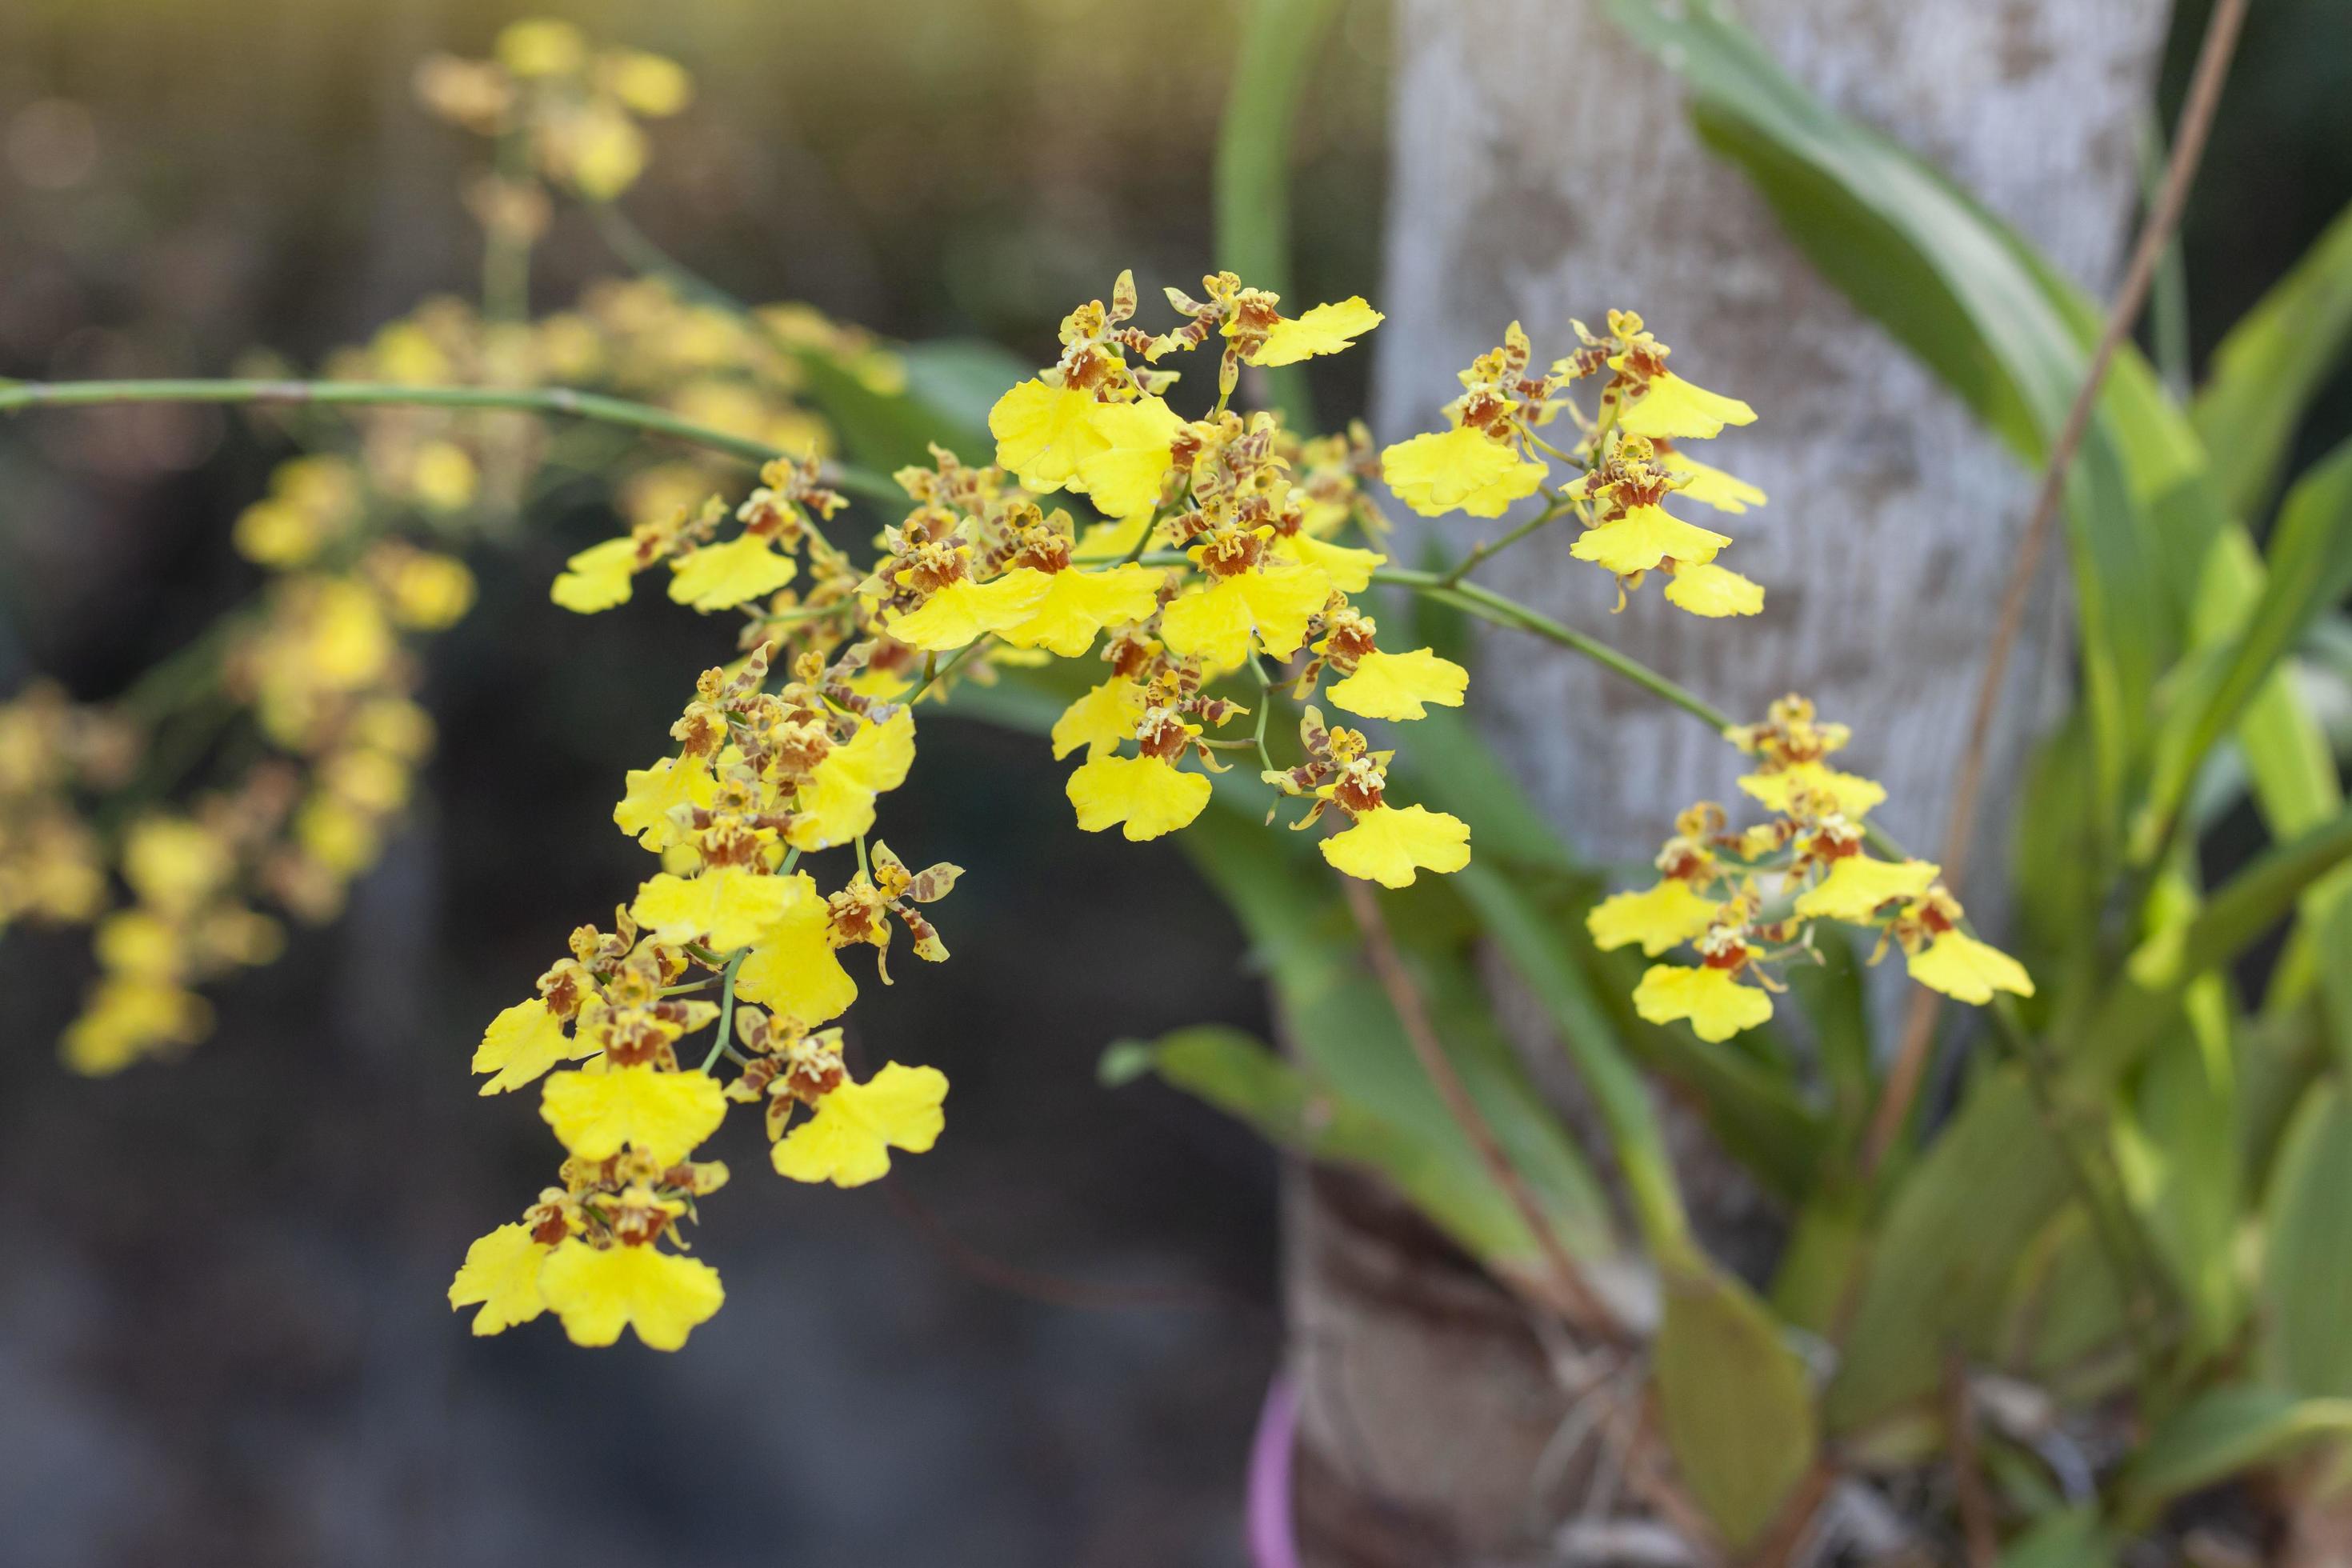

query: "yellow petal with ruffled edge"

left=1076, top=397, right=1185, bottom=517
left=541, top=1064, right=727, bottom=1165
left=1738, top=760, right=1886, bottom=821
left=1587, top=881, right=1722, bottom=957
left=787, top=709, right=915, bottom=851
left=1274, top=531, right=1385, bottom=593
left=667, top=533, right=796, bottom=611
left=538, top=1240, right=723, bottom=1350
left=1662, top=450, right=1766, bottom=514
left=1380, top=426, right=1547, bottom=518
left=1249, top=297, right=1384, bottom=366
left=1158, top=563, right=1330, bottom=666
left=1326, top=647, right=1468, bottom=722
left=1615, top=370, right=1757, bottom=440
left=996, top=565, right=1165, bottom=658
left=1663, top=562, right=1764, bottom=618
left=631, top=866, right=798, bottom=950
left=772, top=1063, right=949, bottom=1188
left=1634, top=964, right=1773, bottom=1042
left=614, top=755, right=716, bottom=852
left=731, top=871, right=857, bottom=1026
left=551, top=535, right=640, bottom=613
left=473, top=998, right=594, bottom=1095
left=448, top=1223, right=551, bottom=1336
left=1321, top=804, right=1471, bottom=888
left=1570, top=504, right=1730, bottom=575
left=887, top=574, right=1051, bottom=652
left=1052, top=678, right=1146, bottom=761
left=1907, top=931, right=2034, bottom=1005
left=1795, top=857, right=1940, bottom=923
left=990, top=378, right=1105, bottom=492
left=1067, top=753, right=1212, bottom=842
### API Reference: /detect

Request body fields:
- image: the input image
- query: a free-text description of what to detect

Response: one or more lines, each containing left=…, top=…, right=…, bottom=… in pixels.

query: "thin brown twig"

left=1946, top=1353, right=2000, bottom=1568
left=1863, top=0, right=2251, bottom=1174
left=1747, top=1459, right=1838, bottom=1568
left=879, top=1179, right=1269, bottom=1320
left=1337, top=876, right=1624, bottom=1341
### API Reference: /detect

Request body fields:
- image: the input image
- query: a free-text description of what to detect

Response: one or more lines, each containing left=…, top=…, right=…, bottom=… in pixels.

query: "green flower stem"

left=1434, top=496, right=1574, bottom=588
left=702, top=945, right=750, bottom=1074
left=1373, top=566, right=1736, bottom=734
left=0, top=376, right=901, bottom=503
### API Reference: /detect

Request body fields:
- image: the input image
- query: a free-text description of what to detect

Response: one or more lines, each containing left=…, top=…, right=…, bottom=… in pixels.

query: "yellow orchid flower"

left=786, top=709, right=915, bottom=851
left=472, top=998, right=594, bottom=1095
left=772, top=1062, right=949, bottom=1187
left=447, top=1223, right=552, bottom=1336
left=539, top=1062, right=727, bottom=1165
left=1320, top=803, right=1471, bottom=888
left=1569, top=504, right=1730, bottom=576
left=1379, top=425, right=1547, bottom=518
left=1247, top=297, right=1384, bottom=366
left=1795, top=856, right=1940, bottom=923
left=1326, top=647, right=1469, bottom=722
left=1066, top=753, right=1212, bottom=842
left=1907, top=930, right=2035, bottom=1004
left=538, top=1239, right=724, bottom=1350
left=666, top=532, right=796, bottom=612
left=1588, top=881, right=1722, bottom=957
left=1633, top=962, right=1773, bottom=1042
left=1158, top=562, right=1330, bottom=666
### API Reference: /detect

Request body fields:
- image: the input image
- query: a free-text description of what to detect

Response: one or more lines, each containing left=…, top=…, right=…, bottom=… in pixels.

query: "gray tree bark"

left=1290, top=2, right=2170, bottom=1562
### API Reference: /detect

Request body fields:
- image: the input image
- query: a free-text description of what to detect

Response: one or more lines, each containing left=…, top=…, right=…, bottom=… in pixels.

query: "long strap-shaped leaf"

left=2194, top=197, right=2352, bottom=522
left=1606, top=0, right=2184, bottom=844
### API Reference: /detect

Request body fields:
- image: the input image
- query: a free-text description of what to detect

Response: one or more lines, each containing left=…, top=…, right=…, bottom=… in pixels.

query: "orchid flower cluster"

left=0, top=19, right=2046, bottom=1357
left=1587, top=694, right=2034, bottom=1042
left=1381, top=310, right=1767, bottom=616
left=15, top=446, right=474, bottom=1076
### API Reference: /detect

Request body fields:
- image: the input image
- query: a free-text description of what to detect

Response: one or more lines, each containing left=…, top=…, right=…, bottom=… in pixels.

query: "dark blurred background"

left=1, top=1, right=2346, bottom=1564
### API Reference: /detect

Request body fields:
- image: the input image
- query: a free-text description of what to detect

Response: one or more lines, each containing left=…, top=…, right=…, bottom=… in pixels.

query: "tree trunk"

left=1290, top=2, right=2170, bottom=1561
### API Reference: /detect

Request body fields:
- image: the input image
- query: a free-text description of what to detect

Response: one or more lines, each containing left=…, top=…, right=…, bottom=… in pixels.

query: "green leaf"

left=897, top=338, right=1033, bottom=448
left=1453, top=861, right=1694, bottom=1262
left=1108, top=1024, right=1560, bottom=1258
left=1827, top=1069, right=2074, bottom=1432
left=2135, top=438, right=2352, bottom=859
left=1997, top=1508, right=2117, bottom=1568
left=1652, top=1262, right=1818, bottom=1550
left=1605, top=0, right=2183, bottom=842
left=2082, top=803, right=2352, bottom=1086
left=2194, top=197, right=2352, bottom=522
left=1784, top=924, right=1874, bottom=1142
left=1179, top=798, right=1622, bottom=1273
left=2260, top=1082, right=2352, bottom=1398
left=2118, top=1385, right=2352, bottom=1521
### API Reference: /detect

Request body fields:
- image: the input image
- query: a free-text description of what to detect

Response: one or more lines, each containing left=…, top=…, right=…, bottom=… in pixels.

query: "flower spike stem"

left=1375, top=568, right=1736, bottom=733
left=702, top=946, right=750, bottom=1074
left=1863, top=0, right=2250, bottom=1178
left=1434, top=495, right=1573, bottom=588
left=0, top=376, right=902, bottom=503
left=1338, top=876, right=1623, bottom=1339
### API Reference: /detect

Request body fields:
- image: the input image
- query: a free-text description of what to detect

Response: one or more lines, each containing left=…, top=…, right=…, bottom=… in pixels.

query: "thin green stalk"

left=1250, top=655, right=1276, bottom=774
left=702, top=945, right=750, bottom=1074
left=901, top=635, right=990, bottom=706
left=1436, top=496, right=1573, bottom=587
left=1374, top=566, right=1736, bottom=732
left=0, top=377, right=902, bottom=502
